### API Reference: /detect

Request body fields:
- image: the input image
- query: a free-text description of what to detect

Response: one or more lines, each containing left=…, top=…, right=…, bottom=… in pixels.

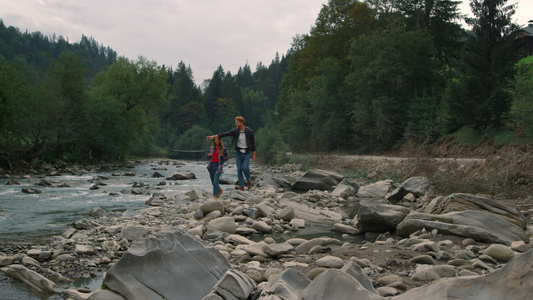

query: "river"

left=0, top=159, right=237, bottom=299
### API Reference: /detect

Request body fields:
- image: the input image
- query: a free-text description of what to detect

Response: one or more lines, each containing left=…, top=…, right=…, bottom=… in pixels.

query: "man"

left=206, top=116, right=256, bottom=190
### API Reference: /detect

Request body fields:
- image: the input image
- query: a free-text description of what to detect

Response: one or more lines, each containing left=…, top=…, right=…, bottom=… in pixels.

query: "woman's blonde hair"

left=212, top=136, right=224, bottom=153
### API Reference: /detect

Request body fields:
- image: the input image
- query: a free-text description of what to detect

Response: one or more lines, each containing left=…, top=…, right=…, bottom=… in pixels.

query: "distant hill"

left=0, top=19, right=117, bottom=80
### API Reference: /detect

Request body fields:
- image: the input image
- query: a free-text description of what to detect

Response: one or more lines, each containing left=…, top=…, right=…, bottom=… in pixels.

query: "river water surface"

left=0, top=159, right=237, bottom=299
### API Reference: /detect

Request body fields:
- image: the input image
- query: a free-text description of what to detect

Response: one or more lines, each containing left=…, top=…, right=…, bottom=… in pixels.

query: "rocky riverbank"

left=1, top=159, right=533, bottom=299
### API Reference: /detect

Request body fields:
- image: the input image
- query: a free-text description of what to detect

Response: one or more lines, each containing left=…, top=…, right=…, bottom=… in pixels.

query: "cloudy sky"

left=1, top=0, right=531, bottom=85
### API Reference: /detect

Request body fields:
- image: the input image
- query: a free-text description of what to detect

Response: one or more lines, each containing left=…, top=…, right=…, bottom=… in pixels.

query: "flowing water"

left=0, top=159, right=234, bottom=299
left=0, top=160, right=230, bottom=245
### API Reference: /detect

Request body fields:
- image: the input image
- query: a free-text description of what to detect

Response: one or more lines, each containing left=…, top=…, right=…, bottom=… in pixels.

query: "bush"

left=255, top=126, right=288, bottom=164
left=171, top=125, right=213, bottom=160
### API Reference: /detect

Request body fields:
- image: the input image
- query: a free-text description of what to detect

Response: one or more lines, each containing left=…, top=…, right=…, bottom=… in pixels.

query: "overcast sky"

left=1, top=1, right=531, bottom=85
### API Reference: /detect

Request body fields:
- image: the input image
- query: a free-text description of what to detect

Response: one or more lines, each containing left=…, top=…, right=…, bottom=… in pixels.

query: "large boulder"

left=386, top=176, right=432, bottom=201
left=357, top=204, right=411, bottom=233
left=291, top=169, right=344, bottom=192
left=0, top=264, right=56, bottom=293
left=356, top=180, right=394, bottom=198
left=279, top=198, right=343, bottom=224
left=341, top=261, right=378, bottom=294
left=332, top=183, right=357, bottom=199
left=392, top=250, right=533, bottom=300
left=258, top=268, right=311, bottom=299
left=204, top=269, right=257, bottom=300
left=397, top=210, right=529, bottom=245
left=424, top=193, right=527, bottom=229
left=298, top=269, right=384, bottom=300
left=104, top=229, right=230, bottom=300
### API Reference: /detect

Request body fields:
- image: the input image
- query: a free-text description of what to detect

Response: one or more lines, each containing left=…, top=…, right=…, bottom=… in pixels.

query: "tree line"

left=0, top=0, right=531, bottom=168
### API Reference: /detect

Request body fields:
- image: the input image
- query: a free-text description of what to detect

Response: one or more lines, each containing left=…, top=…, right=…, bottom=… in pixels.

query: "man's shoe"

left=217, top=189, right=223, bottom=198
left=234, top=186, right=244, bottom=191
left=247, top=180, right=252, bottom=190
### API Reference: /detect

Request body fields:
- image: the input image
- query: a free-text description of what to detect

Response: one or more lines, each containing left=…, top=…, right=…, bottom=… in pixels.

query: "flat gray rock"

left=104, top=229, right=230, bottom=300
left=393, top=250, right=533, bottom=300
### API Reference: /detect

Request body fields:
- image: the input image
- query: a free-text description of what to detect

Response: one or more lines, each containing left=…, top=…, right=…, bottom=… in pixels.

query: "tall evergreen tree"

left=447, top=0, right=520, bottom=130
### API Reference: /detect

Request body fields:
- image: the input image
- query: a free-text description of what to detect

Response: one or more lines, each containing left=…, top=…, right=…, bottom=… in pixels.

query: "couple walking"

left=206, top=116, right=256, bottom=198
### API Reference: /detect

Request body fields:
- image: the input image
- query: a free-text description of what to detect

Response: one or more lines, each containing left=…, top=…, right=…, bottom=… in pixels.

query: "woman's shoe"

left=217, top=189, right=223, bottom=198
left=234, top=186, right=244, bottom=191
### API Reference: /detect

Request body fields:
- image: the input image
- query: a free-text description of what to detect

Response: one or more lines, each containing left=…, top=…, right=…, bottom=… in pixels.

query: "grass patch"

left=285, top=153, right=315, bottom=171
left=449, top=127, right=485, bottom=145
left=517, top=56, right=533, bottom=66
left=448, top=126, right=523, bottom=147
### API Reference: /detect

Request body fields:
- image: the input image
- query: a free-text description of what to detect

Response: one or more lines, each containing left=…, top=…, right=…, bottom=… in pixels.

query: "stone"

left=295, top=237, right=342, bottom=253
left=377, top=274, right=403, bottom=286
left=252, top=220, right=272, bottom=233
left=259, top=268, right=311, bottom=299
left=341, top=261, right=378, bottom=294
left=356, top=180, right=394, bottom=198
left=276, top=206, right=295, bottom=221
left=209, top=269, right=257, bottom=300
left=411, top=265, right=458, bottom=281
left=386, top=176, right=431, bottom=201
left=484, top=244, right=515, bottom=262
left=224, top=234, right=254, bottom=245
left=357, top=204, right=410, bottom=233
left=166, top=172, right=196, bottom=180
left=89, top=207, right=106, bottom=218
left=0, top=254, right=14, bottom=266
left=22, top=187, right=42, bottom=194
left=262, top=243, right=294, bottom=257
left=412, top=241, right=439, bottom=252
left=186, top=190, right=199, bottom=200
left=395, top=250, right=533, bottom=300
left=423, top=193, right=527, bottom=229
left=377, top=286, right=399, bottom=297
left=75, top=244, right=95, bottom=254
left=298, top=269, right=384, bottom=300
left=121, top=225, right=151, bottom=241
left=409, top=255, right=435, bottom=265
left=333, top=223, right=360, bottom=235
left=511, top=240, right=531, bottom=252
left=332, top=184, right=356, bottom=199
left=1, top=264, right=55, bottom=293
left=397, top=210, right=528, bottom=245
left=290, top=218, right=305, bottom=228
left=207, top=217, right=237, bottom=234
left=104, top=229, right=230, bottom=300
left=87, top=289, right=126, bottom=300
left=316, top=255, right=344, bottom=268
left=291, top=169, right=344, bottom=192
left=201, top=200, right=225, bottom=215
left=255, top=203, right=274, bottom=217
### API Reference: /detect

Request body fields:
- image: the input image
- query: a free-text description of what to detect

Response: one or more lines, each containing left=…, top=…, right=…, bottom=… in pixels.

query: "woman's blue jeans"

left=235, top=151, right=251, bottom=187
left=209, top=162, right=222, bottom=197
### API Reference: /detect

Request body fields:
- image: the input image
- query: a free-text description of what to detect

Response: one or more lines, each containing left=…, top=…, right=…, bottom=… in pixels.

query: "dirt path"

left=336, top=155, right=486, bottom=164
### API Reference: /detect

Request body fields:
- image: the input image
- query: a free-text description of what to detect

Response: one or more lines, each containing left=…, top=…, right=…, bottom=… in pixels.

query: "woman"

left=207, top=136, right=229, bottom=198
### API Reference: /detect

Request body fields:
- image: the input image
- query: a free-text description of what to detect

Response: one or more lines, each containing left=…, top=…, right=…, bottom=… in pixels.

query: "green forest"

left=0, top=0, right=532, bottom=169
